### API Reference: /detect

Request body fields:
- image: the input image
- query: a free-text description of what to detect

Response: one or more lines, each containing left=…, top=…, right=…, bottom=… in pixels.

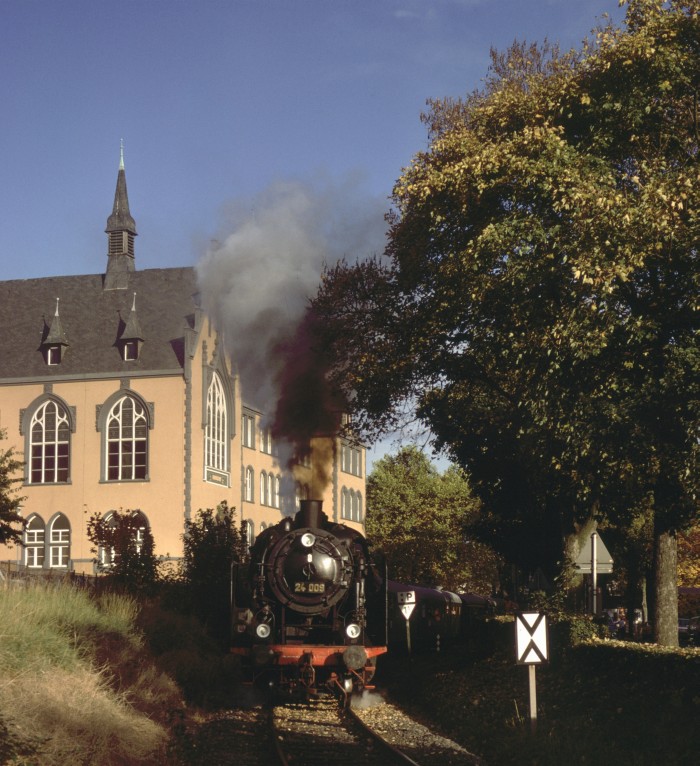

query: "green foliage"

left=313, top=0, right=700, bottom=641
left=0, top=428, right=25, bottom=545
left=384, top=637, right=700, bottom=765
left=87, top=509, right=160, bottom=594
left=367, top=446, right=500, bottom=592
left=180, top=501, right=245, bottom=646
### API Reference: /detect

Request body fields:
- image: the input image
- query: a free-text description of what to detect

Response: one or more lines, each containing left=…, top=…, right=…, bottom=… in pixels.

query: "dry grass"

left=0, top=666, right=166, bottom=765
left=0, top=581, right=177, bottom=765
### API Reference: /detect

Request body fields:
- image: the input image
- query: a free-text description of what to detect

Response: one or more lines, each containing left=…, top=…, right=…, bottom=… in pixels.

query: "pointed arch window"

left=244, top=519, right=255, bottom=549
left=205, top=372, right=228, bottom=473
left=49, top=514, right=71, bottom=568
left=29, top=400, right=71, bottom=484
left=105, top=396, right=148, bottom=481
left=244, top=466, right=254, bottom=502
left=341, top=488, right=361, bottom=522
left=272, top=475, right=280, bottom=509
left=97, top=510, right=149, bottom=568
left=260, top=471, right=268, bottom=506
left=24, top=515, right=46, bottom=568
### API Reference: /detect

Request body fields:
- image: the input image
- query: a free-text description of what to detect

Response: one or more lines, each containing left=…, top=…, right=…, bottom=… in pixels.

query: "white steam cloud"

left=195, top=175, right=388, bottom=418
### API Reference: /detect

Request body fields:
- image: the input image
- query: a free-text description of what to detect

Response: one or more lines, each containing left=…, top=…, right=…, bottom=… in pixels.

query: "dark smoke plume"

left=195, top=176, right=387, bottom=492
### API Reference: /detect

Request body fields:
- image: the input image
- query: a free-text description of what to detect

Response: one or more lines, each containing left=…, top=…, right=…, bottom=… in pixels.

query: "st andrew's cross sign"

left=515, top=612, right=549, bottom=665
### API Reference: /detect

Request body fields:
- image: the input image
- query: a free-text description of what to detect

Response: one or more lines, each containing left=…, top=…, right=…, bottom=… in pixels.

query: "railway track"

left=183, top=691, right=481, bottom=766
left=272, top=693, right=482, bottom=766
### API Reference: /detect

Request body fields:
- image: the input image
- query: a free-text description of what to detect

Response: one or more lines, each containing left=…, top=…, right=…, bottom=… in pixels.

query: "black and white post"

left=515, top=612, right=549, bottom=734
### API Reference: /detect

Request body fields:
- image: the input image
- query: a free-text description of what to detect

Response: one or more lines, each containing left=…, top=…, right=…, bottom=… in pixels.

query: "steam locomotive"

left=230, top=500, right=388, bottom=698
left=230, top=499, right=495, bottom=698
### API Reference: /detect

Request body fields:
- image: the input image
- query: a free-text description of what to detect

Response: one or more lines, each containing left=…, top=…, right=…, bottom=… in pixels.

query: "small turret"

left=104, top=141, right=137, bottom=290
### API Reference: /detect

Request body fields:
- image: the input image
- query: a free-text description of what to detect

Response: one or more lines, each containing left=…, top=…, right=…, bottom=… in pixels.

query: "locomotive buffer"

left=398, top=591, right=416, bottom=654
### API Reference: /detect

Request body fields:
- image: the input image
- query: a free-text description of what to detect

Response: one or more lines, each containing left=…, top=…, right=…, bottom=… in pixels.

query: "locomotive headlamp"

left=300, top=532, right=316, bottom=548
left=256, top=623, right=272, bottom=639
left=345, top=623, right=361, bottom=639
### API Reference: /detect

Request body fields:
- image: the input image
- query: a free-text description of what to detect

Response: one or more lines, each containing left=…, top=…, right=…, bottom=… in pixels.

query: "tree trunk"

left=653, top=528, right=678, bottom=646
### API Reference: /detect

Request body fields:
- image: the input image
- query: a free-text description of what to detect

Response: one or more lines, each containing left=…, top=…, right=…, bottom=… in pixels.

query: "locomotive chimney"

left=298, top=499, right=324, bottom=529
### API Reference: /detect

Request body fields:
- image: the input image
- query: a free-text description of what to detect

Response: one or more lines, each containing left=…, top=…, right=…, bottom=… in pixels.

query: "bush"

left=180, top=502, right=246, bottom=647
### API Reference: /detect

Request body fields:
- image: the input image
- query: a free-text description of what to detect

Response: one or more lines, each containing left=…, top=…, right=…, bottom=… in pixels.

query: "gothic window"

left=29, top=399, right=71, bottom=484
left=97, top=510, right=149, bottom=567
left=353, top=492, right=362, bottom=523
left=244, top=519, right=255, bottom=549
left=49, top=514, right=71, bottom=568
left=244, top=467, right=254, bottom=502
left=105, top=396, right=148, bottom=481
left=260, top=471, right=268, bottom=506
left=98, top=512, right=118, bottom=568
left=273, top=475, right=280, bottom=509
left=24, top=514, right=45, bottom=568
left=205, top=372, right=228, bottom=472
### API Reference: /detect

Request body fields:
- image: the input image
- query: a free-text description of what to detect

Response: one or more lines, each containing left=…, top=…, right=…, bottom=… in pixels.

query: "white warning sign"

left=515, top=612, right=549, bottom=664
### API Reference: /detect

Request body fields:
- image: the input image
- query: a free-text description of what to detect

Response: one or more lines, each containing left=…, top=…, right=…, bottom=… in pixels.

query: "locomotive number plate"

left=294, top=582, right=325, bottom=594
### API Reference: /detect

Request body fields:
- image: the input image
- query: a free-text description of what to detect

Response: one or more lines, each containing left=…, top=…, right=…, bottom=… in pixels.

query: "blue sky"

left=2, top=0, right=625, bottom=281
left=1, top=0, right=626, bottom=467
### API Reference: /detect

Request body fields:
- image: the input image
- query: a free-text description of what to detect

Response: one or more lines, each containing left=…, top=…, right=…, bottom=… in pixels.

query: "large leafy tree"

left=366, top=446, right=499, bottom=593
left=0, top=429, right=25, bottom=546
left=314, top=1, right=700, bottom=644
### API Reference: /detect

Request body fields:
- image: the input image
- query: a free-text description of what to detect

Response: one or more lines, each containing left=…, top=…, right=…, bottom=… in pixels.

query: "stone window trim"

left=96, top=389, right=154, bottom=483
left=22, top=512, right=72, bottom=570
left=20, top=393, right=76, bottom=485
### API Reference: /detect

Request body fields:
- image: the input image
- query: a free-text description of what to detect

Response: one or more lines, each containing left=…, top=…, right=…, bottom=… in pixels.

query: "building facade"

left=0, top=155, right=365, bottom=575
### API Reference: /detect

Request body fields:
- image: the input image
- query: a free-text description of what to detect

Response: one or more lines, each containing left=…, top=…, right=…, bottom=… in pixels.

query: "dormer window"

left=117, top=293, right=144, bottom=362
left=41, top=298, right=69, bottom=366
left=46, top=345, right=62, bottom=366
left=123, top=340, right=139, bottom=361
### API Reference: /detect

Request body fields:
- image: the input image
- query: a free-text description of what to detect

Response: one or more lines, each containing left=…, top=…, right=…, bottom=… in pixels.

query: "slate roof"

left=0, top=268, right=199, bottom=382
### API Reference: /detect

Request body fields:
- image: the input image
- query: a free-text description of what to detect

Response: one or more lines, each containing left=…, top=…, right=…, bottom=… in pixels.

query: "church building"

left=0, top=152, right=365, bottom=575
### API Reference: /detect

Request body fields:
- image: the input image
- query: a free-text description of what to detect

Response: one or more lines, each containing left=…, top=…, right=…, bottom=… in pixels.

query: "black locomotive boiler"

left=230, top=500, right=387, bottom=697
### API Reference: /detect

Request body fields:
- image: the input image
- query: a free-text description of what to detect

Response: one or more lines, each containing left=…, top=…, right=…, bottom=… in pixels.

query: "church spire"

left=105, top=141, right=137, bottom=290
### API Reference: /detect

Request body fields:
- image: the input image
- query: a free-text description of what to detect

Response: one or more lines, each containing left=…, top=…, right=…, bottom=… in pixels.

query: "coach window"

left=24, top=514, right=46, bottom=568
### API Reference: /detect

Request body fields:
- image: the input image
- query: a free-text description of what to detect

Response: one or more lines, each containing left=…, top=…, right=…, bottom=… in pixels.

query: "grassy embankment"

left=379, top=620, right=700, bottom=766
left=0, top=581, right=179, bottom=764
left=0, top=580, right=240, bottom=765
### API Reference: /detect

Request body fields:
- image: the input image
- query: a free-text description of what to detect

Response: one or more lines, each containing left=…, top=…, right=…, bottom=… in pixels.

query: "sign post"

left=515, top=612, right=549, bottom=734
left=398, top=591, right=416, bottom=655
left=574, top=529, right=613, bottom=615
